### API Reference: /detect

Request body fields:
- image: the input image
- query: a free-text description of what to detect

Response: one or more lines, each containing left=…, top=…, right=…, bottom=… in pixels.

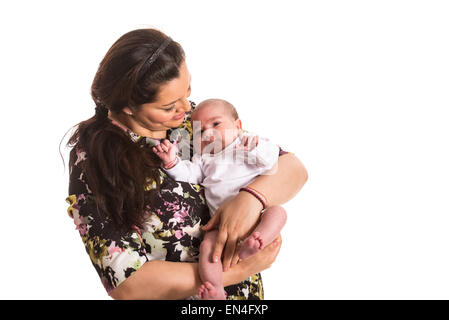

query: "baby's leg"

left=198, top=230, right=226, bottom=300
left=239, top=205, right=287, bottom=260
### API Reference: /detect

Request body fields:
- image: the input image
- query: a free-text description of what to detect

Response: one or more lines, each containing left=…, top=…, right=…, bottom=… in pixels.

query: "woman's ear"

left=123, top=106, right=134, bottom=116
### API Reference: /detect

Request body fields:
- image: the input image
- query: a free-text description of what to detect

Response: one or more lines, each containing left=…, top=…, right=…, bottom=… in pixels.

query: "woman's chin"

left=166, top=117, right=185, bottom=128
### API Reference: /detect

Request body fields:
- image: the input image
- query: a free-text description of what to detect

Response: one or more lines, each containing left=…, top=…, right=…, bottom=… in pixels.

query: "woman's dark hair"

left=67, top=29, right=185, bottom=231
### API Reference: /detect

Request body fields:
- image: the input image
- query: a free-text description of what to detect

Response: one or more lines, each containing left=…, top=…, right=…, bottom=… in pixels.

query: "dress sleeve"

left=66, top=148, right=149, bottom=295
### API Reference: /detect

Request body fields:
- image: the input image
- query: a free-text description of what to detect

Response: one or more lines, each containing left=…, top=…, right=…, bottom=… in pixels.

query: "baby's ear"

left=235, top=119, right=242, bottom=130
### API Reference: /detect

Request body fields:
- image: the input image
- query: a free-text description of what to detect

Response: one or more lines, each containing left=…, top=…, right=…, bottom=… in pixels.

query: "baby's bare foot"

left=238, top=232, right=264, bottom=260
left=198, top=281, right=226, bottom=300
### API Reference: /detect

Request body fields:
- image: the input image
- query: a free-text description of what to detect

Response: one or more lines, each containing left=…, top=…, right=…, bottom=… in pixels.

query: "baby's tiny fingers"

left=162, top=139, right=172, bottom=147
left=252, top=136, right=259, bottom=147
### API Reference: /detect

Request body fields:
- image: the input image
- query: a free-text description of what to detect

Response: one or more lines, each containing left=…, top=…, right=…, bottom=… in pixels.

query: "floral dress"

left=66, top=102, right=264, bottom=300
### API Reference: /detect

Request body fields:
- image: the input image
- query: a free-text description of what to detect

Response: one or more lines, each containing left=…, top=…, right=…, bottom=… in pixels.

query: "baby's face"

left=192, top=103, right=242, bottom=154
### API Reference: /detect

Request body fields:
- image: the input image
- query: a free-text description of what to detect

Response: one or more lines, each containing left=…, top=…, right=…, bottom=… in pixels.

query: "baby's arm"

left=152, top=139, right=178, bottom=168
left=153, top=140, right=203, bottom=184
left=251, top=137, right=280, bottom=169
left=235, top=134, right=280, bottom=171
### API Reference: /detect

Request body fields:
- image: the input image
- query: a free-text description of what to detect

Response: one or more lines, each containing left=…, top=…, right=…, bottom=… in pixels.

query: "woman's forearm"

left=248, top=153, right=308, bottom=206
left=110, top=260, right=200, bottom=300
left=109, top=234, right=283, bottom=300
left=110, top=260, right=246, bottom=300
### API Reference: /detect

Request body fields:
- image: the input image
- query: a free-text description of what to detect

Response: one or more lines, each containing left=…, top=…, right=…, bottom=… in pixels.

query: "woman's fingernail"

left=213, top=256, right=219, bottom=263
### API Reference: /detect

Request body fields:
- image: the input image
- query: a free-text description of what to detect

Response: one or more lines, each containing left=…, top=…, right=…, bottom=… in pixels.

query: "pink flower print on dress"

left=74, top=148, right=87, bottom=166
left=164, top=199, right=181, bottom=213
left=174, top=229, right=184, bottom=239
left=173, top=207, right=188, bottom=223
left=76, top=223, right=87, bottom=236
left=108, top=241, right=124, bottom=259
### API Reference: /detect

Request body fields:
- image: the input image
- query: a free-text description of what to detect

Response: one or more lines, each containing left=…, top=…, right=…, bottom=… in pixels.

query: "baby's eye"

left=213, top=122, right=220, bottom=127
left=194, top=129, right=204, bottom=136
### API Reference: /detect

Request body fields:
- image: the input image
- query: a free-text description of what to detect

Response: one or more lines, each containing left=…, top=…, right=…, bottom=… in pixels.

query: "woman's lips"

left=172, top=112, right=185, bottom=120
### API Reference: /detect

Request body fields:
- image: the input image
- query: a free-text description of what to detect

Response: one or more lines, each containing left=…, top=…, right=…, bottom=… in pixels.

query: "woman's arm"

left=110, top=260, right=202, bottom=300
left=249, top=152, right=308, bottom=206
left=203, top=153, right=308, bottom=270
left=110, top=235, right=282, bottom=300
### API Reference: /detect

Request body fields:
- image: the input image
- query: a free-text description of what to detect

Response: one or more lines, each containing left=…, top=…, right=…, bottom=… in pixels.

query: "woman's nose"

left=177, top=98, right=191, bottom=113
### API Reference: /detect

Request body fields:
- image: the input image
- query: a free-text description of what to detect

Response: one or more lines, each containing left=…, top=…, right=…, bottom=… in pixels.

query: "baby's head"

left=191, top=99, right=242, bottom=154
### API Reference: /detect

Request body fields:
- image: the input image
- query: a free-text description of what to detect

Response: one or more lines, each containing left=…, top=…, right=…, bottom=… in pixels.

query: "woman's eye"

left=165, top=105, right=175, bottom=112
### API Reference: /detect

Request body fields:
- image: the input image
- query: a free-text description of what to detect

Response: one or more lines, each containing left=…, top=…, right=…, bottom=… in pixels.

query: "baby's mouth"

left=202, top=139, right=222, bottom=154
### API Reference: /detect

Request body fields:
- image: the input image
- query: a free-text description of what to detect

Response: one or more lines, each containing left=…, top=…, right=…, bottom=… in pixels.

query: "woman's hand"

left=202, top=153, right=308, bottom=272
left=202, top=190, right=263, bottom=271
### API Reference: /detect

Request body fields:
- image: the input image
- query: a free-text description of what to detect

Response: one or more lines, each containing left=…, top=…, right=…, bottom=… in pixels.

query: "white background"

left=0, top=0, right=448, bottom=299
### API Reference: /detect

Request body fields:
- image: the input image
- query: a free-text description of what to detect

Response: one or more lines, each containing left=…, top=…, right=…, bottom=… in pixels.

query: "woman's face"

left=123, top=61, right=192, bottom=137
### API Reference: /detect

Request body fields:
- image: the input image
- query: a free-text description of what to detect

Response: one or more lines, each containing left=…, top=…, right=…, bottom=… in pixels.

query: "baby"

left=153, top=98, right=287, bottom=300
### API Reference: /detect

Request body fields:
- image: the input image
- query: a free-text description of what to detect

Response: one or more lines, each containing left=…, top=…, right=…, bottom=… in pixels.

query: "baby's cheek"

left=223, top=128, right=238, bottom=143
left=216, top=127, right=228, bottom=140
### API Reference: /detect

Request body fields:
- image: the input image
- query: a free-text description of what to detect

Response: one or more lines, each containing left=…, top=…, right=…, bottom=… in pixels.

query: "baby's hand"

left=237, top=132, right=259, bottom=151
left=152, top=140, right=178, bottom=168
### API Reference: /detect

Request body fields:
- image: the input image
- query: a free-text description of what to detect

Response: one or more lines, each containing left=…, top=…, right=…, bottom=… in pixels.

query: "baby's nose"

left=203, top=132, right=215, bottom=141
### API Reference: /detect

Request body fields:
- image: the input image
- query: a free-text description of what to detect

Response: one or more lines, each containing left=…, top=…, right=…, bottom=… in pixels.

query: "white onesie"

left=165, top=135, right=280, bottom=215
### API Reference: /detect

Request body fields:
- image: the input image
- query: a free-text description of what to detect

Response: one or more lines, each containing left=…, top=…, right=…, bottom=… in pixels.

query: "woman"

left=66, top=28, right=308, bottom=300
